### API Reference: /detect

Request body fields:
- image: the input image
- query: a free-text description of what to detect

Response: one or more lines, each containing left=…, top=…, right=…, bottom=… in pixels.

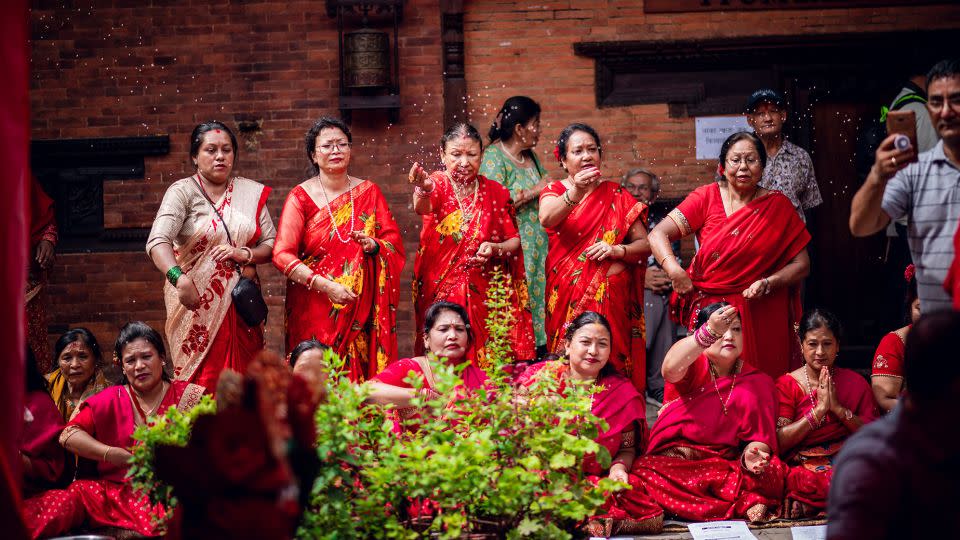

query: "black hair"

left=189, top=121, right=238, bottom=165
left=904, top=310, right=960, bottom=404
left=440, top=122, right=483, bottom=152
left=905, top=266, right=919, bottom=324
left=423, top=301, right=473, bottom=344
left=304, top=116, right=353, bottom=176
left=114, top=321, right=169, bottom=384
left=718, top=131, right=768, bottom=171
left=695, top=301, right=732, bottom=330
left=290, top=338, right=330, bottom=368
left=488, top=96, right=541, bottom=143
left=53, top=327, right=103, bottom=372
left=564, top=310, right=618, bottom=377
left=26, top=347, right=48, bottom=393
left=556, top=122, right=602, bottom=161
left=926, top=58, right=960, bottom=92
left=797, top=309, right=843, bottom=342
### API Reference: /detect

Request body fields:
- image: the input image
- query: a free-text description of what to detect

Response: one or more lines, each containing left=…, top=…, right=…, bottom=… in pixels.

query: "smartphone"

left=886, top=110, right=919, bottom=164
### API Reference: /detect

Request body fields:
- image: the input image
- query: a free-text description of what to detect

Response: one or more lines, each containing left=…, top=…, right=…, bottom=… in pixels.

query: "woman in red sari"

left=515, top=312, right=653, bottom=536
left=273, top=117, right=405, bottom=381
left=538, top=123, right=650, bottom=392
left=776, top=309, right=878, bottom=517
left=608, top=302, right=786, bottom=532
left=147, top=121, right=276, bottom=390
left=26, top=176, right=57, bottom=370
left=872, top=264, right=920, bottom=412
left=367, top=301, right=488, bottom=431
left=23, top=322, right=206, bottom=539
left=408, top=123, right=534, bottom=367
left=20, top=349, right=67, bottom=497
left=650, top=131, right=810, bottom=378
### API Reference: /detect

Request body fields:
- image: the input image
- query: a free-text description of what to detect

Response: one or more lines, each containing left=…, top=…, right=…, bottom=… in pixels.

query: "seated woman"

left=21, top=349, right=67, bottom=497
left=608, top=302, right=786, bottom=532
left=46, top=328, right=110, bottom=422
left=776, top=309, right=878, bottom=517
left=872, top=264, right=920, bottom=412
left=366, top=301, right=488, bottom=428
left=289, top=338, right=330, bottom=404
left=23, top=321, right=205, bottom=539
left=515, top=312, right=650, bottom=537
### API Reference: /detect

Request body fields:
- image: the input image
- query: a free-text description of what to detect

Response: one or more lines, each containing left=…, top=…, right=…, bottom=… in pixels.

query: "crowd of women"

left=19, top=96, right=921, bottom=537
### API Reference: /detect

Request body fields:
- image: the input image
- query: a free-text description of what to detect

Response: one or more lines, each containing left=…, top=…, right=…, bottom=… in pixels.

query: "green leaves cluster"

left=298, top=272, right=622, bottom=539
left=128, top=394, right=216, bottom=524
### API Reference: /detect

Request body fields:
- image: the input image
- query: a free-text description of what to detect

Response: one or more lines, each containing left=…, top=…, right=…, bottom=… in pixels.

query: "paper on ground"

left=687, top=520, right=758, bottom=540
left=790, top=524, right=827, bottom=540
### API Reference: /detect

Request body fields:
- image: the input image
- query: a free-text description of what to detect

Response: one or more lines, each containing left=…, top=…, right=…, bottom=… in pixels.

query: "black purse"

left=195, top=178, right=269, bottom=327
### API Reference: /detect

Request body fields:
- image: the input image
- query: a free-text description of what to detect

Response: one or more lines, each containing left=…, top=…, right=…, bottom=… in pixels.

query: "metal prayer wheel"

left=343, top=28, right=390, bottom=88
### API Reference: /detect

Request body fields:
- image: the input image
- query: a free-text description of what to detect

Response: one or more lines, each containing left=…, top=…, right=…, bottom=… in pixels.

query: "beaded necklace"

left=708, top=359, right=741, bottom=415
left=317, top=175, right=355, bottom=243
left=452, top=176, right=479, bottom=230
left=801, top=365, right=833, bottom=417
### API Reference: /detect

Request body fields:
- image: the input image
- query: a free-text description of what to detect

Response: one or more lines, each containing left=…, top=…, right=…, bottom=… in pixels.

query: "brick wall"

left=31, top=0, right=443, bottom=359
left=462, top=2, right=960, bottom=199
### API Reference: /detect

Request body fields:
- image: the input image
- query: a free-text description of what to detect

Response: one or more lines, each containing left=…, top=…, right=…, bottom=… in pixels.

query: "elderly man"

left=745, top=88, right=822, bottom=221
left=622, top=168, right=674, bottom=406
left=850, top=59, right=960, bottom=314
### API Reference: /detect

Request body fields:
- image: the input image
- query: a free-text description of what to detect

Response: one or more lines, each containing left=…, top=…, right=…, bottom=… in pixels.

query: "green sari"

left=479, top=144, right=548, bottom=347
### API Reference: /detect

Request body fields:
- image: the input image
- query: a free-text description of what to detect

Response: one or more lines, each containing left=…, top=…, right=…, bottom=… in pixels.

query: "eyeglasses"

left=725, top=156, right=761, bottom=167
left=316, top=142, right=352, bottom=154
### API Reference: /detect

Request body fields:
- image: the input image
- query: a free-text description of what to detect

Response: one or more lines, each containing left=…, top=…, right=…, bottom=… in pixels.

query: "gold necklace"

left=452, top=177, right=479, bottom=228
left=709, top=359, right=740, bottom=415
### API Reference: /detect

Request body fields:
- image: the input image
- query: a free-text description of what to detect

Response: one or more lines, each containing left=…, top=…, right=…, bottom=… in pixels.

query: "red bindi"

left=215, top=129, right=221, bottom=133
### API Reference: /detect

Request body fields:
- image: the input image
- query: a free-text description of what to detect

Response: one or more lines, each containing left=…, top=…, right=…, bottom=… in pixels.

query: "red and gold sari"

left=273, top=180, right=404, bottom=381
left=775, top=368, right=878, bottom=513
left=151, top=176, right=274, bottom=390
left=413, top=172, right=535, bottom=365
left=23, top=380, right=205, bottom=539
left=668, top=183, right=810, bottom=377
left=540, top=181, right=647, bottom=392
left=611, top=355, right=786, bottom=525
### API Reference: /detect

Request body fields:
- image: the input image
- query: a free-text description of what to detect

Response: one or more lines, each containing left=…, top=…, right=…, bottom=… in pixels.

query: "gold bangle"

left=240, top=246, right=253, bottom=264
left=102, top=446, right=111, bottom=462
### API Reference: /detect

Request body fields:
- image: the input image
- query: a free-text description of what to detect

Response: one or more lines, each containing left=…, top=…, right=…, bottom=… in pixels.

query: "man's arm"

left=850, top=134, right=916, bottom=237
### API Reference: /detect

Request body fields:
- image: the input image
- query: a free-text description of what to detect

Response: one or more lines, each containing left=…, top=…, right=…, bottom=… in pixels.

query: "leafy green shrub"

left=298, top=269, right=623, bottom=539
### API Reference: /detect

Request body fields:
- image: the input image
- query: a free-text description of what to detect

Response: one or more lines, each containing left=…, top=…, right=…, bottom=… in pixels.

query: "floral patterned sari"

left=413, top=172, right=535, bottom=366
left=273, top=179, right=404, bottom=381
left=540, top=181, right=647, bottom=392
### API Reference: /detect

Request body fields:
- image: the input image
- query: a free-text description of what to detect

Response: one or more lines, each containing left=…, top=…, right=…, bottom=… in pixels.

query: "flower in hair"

left=904, top=264, right=916, bottom=283
left=553, top=145, right=561, bottom=162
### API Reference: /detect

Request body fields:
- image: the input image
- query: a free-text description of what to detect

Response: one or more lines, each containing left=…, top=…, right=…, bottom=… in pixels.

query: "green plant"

left=128, top=394, right=217, bottom=525
left=297, top=273, right=624, bottom=539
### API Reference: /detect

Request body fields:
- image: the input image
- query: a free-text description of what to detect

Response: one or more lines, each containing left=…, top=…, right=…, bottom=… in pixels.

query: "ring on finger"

left=890, top=156, right=897, bottom=166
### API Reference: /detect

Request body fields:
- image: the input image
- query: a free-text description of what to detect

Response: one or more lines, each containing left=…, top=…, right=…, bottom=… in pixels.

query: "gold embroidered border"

left=667, top=208, right=692, bottom=236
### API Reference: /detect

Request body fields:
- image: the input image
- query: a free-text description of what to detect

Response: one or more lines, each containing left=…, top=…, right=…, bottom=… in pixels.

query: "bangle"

left=166, top=265, right=183, bottom=286
left=240, top=246, right=253, bottom=264
left=308, top=274, right=322, bottom=292
left=763, top=277, right=771, bottom=291
left=102, top=446, right=111, bottom=462
left=804, top=410, right=821, bottom=429
left=658, top=255, right=670, bottom=267
left=694, top=324, right=719, bottom=348
left=561, top=190, right=578, bottom=207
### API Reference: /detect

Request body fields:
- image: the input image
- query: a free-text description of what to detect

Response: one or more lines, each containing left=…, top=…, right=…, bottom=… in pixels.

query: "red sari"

left=23, top=381, right=205, bottom=539
left=668, top=183, right=810, bottom=378
left=26, top=177, right=58, bottom=371
left=20, top=390, right=66, bottom=496
left=871, top=327, right=908, bottom=382
left=775, top=368, right=878, bottom=511
left=273, top=180, right=405, bottom=382
left=413, top=172, right=534, bottom=365
left=612, top=355, right=785, bottom=524
left=540, top=181, right=647, bottom=392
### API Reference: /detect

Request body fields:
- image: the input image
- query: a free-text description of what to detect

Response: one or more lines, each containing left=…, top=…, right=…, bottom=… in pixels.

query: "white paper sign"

left=695, top=116, right=752, bottom=160
left=790, top=525, right=827, bottom=540
left=687, top=520, right=758, bottom=540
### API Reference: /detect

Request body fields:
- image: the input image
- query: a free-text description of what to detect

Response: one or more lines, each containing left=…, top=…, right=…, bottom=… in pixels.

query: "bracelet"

left=166, top=265, right=183, bottom=286
left=703, top=323, right=722, bottom=340
left=804, top=410, right=822, bottom=429
left=762, top=277, right=771, bottom=291
left=561, top=190, right=579, bottom=207
left=102, top=446, right=111, bottom=462
left=694, top=324, right=719, bottom=348
left=240, top=246, right=253, bottom=265
left=658, top=255, right=669, bottom=267
left=308, top=273, right=322, bottom=292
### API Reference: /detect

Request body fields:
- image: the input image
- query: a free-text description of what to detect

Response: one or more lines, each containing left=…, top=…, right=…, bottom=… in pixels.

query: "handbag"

left=194, top=177, right=269, bottom=327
